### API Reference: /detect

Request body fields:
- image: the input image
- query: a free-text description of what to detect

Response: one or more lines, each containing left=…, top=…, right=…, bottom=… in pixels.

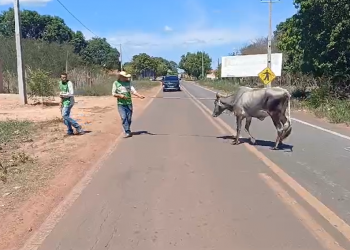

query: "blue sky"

left=0, top=0, right=297, bottom=68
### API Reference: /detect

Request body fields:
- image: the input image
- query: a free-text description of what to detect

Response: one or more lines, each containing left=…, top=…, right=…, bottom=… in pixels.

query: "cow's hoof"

left=231, top=140, right=239, bottom=145
left=271, top=146, right=279, bottom=150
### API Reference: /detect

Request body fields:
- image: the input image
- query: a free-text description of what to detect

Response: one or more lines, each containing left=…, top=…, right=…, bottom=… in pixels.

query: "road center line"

left=259, top=173, right=345, bottom=250
left=182, top=85, right=350, bottom=243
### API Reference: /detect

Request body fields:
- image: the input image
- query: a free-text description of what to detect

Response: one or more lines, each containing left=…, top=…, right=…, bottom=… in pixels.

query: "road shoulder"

left=0, top=85, right=161, bottom=250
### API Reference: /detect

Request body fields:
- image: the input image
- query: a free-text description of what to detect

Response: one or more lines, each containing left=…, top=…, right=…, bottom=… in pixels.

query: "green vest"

left=59, top=81, right=72, bottom=107
left=114, top=81, right=133, bottom=105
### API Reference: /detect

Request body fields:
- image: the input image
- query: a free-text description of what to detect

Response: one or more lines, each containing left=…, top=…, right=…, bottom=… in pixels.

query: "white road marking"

left=186, top=81, right=350, bottom=141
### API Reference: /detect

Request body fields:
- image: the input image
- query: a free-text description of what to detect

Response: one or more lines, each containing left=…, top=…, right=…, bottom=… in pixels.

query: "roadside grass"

left=0, top=120, right=36, bottom=184
left=76, top=79, right=160, bottom=96
left=0, top=120, right=34, bottom=145
left=197, top=79, right=350, bottom=125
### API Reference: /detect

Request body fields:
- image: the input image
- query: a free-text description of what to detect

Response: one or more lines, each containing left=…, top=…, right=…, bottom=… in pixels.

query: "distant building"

left=206, top=69, right=217, bottom=80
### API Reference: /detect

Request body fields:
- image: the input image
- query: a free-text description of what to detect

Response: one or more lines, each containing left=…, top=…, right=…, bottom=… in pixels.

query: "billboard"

left=221, top=53, right=283, bottom=78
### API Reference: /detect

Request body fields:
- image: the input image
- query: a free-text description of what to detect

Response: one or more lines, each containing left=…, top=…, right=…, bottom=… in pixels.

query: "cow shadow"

left=217, top=135, right=293, bottom=151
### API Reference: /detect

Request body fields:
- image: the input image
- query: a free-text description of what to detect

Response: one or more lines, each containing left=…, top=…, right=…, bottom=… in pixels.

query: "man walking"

left=112, top=71, right=145, bottom=138
left=59, top=73, right=85, bottom=135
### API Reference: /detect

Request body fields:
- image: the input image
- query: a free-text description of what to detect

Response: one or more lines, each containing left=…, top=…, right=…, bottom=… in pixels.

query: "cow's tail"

left=283, top=90, right=292, bottom=130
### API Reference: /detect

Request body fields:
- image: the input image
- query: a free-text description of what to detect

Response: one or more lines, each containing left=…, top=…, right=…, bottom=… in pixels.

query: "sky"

left=0, top=0, right=297, bottom=68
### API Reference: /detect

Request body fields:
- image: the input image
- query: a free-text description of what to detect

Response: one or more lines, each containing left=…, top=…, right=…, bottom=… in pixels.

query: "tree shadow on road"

left=217, top=135, right=293, bottom=152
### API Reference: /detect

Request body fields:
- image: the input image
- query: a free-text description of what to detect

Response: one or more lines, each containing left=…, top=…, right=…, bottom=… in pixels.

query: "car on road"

left=162, top=75, right=181, bottom=92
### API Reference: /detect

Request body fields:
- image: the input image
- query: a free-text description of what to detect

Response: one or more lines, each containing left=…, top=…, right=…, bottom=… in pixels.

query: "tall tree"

left=82, top=37, right=120, bottom=69
left=71, top=31, right=88, bottom=55
left=178, top=51, right=211, bottom=78
left=275, top=0, right=350, bottom=82
left=0, top=8, right=74, bottom=43
left=131, top=53, right=157, bottom=76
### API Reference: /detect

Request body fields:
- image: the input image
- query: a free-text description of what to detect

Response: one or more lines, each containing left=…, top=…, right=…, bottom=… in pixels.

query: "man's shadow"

left=131, top=131, right=157, bottom=136
left=217, top=135, right=293, bottom=151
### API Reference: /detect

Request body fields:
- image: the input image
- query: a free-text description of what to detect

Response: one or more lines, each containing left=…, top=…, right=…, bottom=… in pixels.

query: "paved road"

left=26, top=82, right=350, bottom=249
left=183, top=81, right=350, bottom=226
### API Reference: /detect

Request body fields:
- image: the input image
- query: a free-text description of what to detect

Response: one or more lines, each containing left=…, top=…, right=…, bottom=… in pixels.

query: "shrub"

left=26, top=68, right=57, bottom=102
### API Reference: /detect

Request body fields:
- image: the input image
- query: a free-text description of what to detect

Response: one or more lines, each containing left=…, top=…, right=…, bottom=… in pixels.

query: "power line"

left=55, top=0, right=122, bottom=67
left=55, top=0, right=98, bottom=38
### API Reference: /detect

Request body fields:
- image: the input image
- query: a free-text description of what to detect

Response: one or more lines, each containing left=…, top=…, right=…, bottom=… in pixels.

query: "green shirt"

left=112, top=80, right=136, bottom=105
left=59, top=80, right=74, bottom=107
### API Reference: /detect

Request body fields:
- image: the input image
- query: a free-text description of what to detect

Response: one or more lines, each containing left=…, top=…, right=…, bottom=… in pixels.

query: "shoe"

left=76, top=127, right=85, bottom=135
left=77, top=130, right=85, bottom=135
left=124, top=133, right=132, bottom=138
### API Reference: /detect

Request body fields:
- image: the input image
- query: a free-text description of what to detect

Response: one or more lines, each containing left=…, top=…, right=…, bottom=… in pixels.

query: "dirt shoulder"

left=0, top=85, right=161, bottom=250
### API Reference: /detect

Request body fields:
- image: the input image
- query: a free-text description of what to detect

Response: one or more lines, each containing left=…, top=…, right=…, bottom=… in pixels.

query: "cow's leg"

left=232, top=116, right=243, bottom=145
left=271, top=114, right=283, bottom=149
left=244, top=117, right=256, bottom=144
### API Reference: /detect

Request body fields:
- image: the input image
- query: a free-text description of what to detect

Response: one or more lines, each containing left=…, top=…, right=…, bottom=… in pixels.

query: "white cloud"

left=107, top=26, right=260, bottom=51
left=164, top=25, right=172, bottom=32
left=0, top=0, right=51, bottom=6
left=105, top=0, right=263, bottom=60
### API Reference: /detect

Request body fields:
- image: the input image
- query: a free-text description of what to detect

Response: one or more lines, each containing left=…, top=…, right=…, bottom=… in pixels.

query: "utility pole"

left=119, top=44, right=122, bottom=71
left=217, top=58, right=220, bottom=79
left=14, top=0, right=27, bottom=104
left=201, top=51, right=204, bottom=79
left=65, top=50, right=69, bottom=73
left=261, top=0, right=280, bottom=88
left=0, top=59, right=4, bottom=93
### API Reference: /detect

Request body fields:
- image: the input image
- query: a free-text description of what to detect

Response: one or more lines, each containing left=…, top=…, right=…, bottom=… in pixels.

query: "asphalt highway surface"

left=22, top=81, right=350, bottom=250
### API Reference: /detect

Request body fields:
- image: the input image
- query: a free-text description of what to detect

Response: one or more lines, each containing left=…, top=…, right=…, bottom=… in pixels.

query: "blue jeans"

left=61, top=105, right=81, bottom=134
left=118, top=104, right=133, bottom=134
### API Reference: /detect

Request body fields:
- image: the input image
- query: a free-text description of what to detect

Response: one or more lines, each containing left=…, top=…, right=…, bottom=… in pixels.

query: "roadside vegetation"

left=0, top=8, right=164, bottom=191
left=179, top=1, right=350, bottom=125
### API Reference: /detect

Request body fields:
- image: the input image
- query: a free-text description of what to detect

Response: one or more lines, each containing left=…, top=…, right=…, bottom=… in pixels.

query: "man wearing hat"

left=112, top=71, right=145, bottom=138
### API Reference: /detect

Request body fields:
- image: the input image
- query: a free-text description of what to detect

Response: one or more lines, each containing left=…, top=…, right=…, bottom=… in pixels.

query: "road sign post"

left=261, top=0, right=280, bottom=88
left=258, top=67, right=276, bottom=86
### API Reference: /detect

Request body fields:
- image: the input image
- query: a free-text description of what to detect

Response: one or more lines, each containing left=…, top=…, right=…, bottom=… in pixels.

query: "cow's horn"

left=216, top=92, right=221, bottom=99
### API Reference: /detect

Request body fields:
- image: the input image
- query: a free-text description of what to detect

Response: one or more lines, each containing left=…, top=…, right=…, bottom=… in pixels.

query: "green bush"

left=27, top=68, right=57, bottom=102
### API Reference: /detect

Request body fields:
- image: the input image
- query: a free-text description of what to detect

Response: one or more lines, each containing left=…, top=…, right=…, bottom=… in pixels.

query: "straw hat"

left=118, top=71, right=131, bottom=78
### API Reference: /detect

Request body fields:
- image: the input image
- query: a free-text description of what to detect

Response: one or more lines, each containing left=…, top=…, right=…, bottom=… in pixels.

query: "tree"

left=178, top=51, right=211, bottom=78
left=0, top=8, right=74, bottom=43
left=131, top=53, right=157, bottom=76
left=275, top=0, right=350, bottom=82
left=82, top=37, right=120, bottom=69
left=169, top=60, right=178, bottom=73
left=239, top=37, right=279, bottom=55
left=71, top=31, right=88, bottom=55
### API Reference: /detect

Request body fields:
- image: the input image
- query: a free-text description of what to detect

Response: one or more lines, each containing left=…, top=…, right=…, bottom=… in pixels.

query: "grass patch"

left=76, top=79, right=159, bottom=96
left=0, top=120, right=36, bottom=184
left=0, top=120, right=34, bottom=145
left=198, top=79, right=240, bottom=94
left=197, top=79, right=350, bottom=125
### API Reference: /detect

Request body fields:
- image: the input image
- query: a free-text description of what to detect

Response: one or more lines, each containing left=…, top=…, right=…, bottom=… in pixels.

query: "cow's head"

left=212, top=92, right=227, bottom=117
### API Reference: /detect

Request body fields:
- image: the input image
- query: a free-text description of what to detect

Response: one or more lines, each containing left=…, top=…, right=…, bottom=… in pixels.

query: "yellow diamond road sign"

left=258, top=67, right=276, bottom=85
